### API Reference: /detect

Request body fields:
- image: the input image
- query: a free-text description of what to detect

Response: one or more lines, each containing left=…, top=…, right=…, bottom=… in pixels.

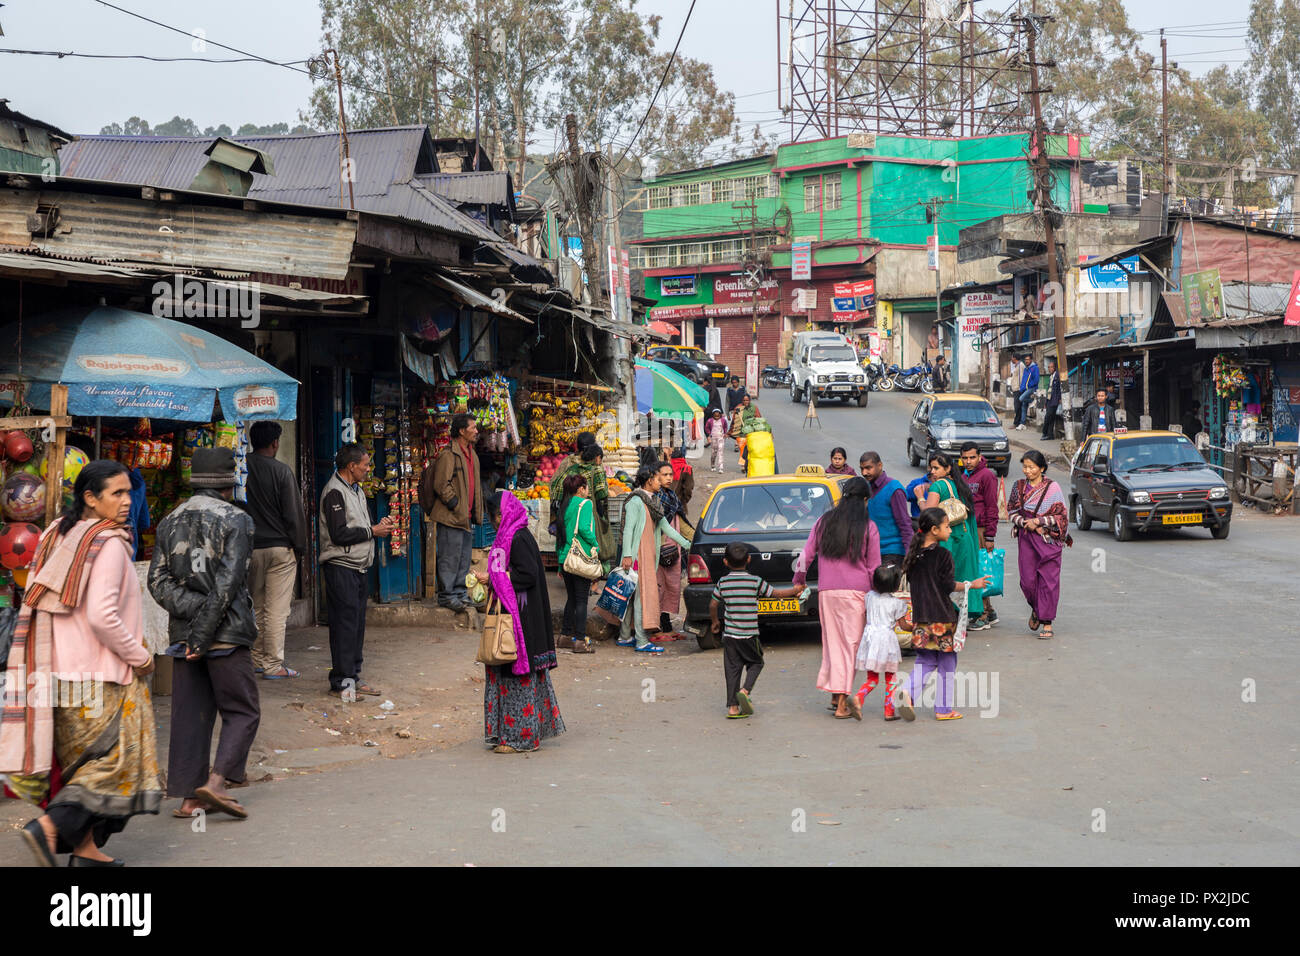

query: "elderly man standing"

left=858, top=451, right=913, bottom=567
left=420, top=413, right=484, bottom=612
left=320, top=443, right=394, bottom=698
left=149, top=447, right=259, bottom=819
left=243, top=421, right=307, bottom=680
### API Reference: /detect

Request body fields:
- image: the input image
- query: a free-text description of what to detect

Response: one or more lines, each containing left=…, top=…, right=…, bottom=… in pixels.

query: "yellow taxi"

left=683, top=464, right=852, bottom=648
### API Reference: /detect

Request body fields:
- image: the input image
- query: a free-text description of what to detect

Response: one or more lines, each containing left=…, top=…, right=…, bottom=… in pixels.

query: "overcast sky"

left=2, top=0, right=1253, bottom=144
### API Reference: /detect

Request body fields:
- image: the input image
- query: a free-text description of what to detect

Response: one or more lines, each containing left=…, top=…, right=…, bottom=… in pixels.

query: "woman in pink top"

left=792, top=477, right=881, bottom=719
left=6, top=460, right=163, bottom=868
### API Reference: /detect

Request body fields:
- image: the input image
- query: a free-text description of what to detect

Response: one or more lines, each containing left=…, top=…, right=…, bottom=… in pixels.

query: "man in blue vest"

left=858, top=451, right=914, bottom=566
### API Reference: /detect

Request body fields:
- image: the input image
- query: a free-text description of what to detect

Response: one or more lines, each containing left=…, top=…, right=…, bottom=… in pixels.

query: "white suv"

left=789, top=333, right=869, bottom=407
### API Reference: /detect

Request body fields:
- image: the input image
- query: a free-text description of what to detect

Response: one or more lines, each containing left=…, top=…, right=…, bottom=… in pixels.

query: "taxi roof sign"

left=795, top=463, right=825, bottom=475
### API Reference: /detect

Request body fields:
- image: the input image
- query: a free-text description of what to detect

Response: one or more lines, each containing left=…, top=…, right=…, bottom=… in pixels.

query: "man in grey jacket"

left=149, top=446, right=259, bottom=820
left=319, top=443, right=393, bottom=698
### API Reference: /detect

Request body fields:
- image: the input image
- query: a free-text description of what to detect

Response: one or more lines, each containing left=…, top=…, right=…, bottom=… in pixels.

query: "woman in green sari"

left=923, top=452, right=985, bottom=618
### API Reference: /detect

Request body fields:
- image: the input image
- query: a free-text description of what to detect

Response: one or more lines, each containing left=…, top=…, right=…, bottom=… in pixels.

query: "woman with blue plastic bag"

left=617, top=467, right=690, bottom=654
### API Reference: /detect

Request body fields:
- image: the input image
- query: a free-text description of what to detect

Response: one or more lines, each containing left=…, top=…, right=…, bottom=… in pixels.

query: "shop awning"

left=428, top=268, right=532, bottom=324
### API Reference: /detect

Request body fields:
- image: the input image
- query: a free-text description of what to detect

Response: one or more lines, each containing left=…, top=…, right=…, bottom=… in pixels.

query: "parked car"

left=907, top=394, right=1011, bottom=476
left=644, top=345, right=729, bottom=385
left=683, top=465, right=851, bottom=649
left=788, top=331, right=869, bottom=406
left=1069, top=430, right=1232, bottom=541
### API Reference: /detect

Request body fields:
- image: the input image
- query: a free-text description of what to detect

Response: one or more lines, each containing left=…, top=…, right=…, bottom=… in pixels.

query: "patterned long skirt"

left=483, top=666, right=566, bottom=752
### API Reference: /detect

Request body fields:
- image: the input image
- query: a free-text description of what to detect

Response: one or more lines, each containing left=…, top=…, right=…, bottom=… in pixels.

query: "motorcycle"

left=875, top=363, right=899, bottom=391
left=761, top=364, right=792, bottom=388
left=889, top=359, right=935, bottom=393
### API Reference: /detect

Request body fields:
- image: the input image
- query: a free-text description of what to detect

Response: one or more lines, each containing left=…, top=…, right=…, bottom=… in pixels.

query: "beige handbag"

left=562, top=499, right=603, bottom=580
left=935, top=478, right=968, bottom=525
left=476, top=592, right=518, bottom=666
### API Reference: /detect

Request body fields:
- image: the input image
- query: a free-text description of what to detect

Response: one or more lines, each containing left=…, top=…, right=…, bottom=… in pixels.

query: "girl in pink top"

left=792, top=477, right=881, bottom=719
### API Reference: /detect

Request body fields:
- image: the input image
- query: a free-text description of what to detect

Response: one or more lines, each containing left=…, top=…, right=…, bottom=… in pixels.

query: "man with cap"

left=148, top=446, right=260, bottom=819
left=320, top=443, right=394, bottom=697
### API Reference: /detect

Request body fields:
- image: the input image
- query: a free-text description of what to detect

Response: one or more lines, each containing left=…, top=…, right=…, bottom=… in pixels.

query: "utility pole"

left=926, top=197, right=945, bottom=362
left=1023, top=13, right=1072, bottom=441
left=1161, top=28, right=1170, bottom=232
left=734, top=196, right=770, bottom=391
left=565, top=113, right=599, bottom=308
left=472, top=0, right=482, bottom=171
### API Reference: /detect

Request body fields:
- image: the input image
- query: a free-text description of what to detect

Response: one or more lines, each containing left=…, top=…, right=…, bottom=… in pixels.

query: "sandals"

left=936, top=711, right=965, bottom=721
left=633, top=643, right=665, bottom=653
left=845, top=695, right=863, bottom=721
left=1039, top=624, right=1053, bottom=640
left=726, top=712, right=750, bottom=719
left=263, top=666, right=299, bottom=680
left=194, top=785, right=248, bottom=819
left=736, top=689, right=754, bottom=716
left=354, top=682, right=382, bottom=696
left=1029, top=611, right=1040, bottom=631
left=894, top=688, right=916, bottom=722
left=571, top=639, right=596, bottom=654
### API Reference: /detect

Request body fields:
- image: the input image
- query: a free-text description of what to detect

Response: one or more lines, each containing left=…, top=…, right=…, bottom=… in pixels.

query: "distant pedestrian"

left=1181, top=401, right=1203, bottom=441
left=320, top=443, right=394, bottom=697
left=792, top=477, right=881, bottom=719
left=726, top=375, right=746, bottom=413
left=1082, top=388, right=1115, bottom=436
left=1040, top=357, right=1062, bottom=439
left=1015, top=354, right=1040, bottom=429
left=707, top=409, right=727, bottom=472
left=1007, top=450, right=1070, bottom=640
left=421, top=413, right=484, bottom=611
left=477, top=491, right=565, bottom=754
left=618, top=466, right=690, bottom=653
left=859, top=451, right=914, bottom=565
left=243, top=421, right=307, bottom=680
left=655, top=460, right=688, bottom=638
left=1007, top=354, right=1023, bottom=414
left=669, top=445, right=695, bottom=516
left=851, top=564, right=912, bottom=721
left=149, top=447, right=259, bottom=820
left=826, top=447, right=854, bottom=475
left=555, top=471, right=599, bottom=654
left=710, top=542, right=802, bottom=719
left=933, top=355, right=951, bottom=392
left=9, top=461, right=162, bottom=867
left=959, top=441, right=999, bottom=629
left=894, top=508, right=988, bottom=722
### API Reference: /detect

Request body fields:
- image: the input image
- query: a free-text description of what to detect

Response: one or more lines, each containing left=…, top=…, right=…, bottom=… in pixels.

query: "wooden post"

left=43, top=384, right=69, bottom=527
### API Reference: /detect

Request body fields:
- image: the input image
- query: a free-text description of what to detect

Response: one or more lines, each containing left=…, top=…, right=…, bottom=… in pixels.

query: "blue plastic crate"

left=472, top=523, right=497, bottom=549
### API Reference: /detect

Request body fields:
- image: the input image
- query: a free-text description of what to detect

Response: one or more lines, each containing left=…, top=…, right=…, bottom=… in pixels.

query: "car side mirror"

left=1092, top=456, right=1109, bottom=475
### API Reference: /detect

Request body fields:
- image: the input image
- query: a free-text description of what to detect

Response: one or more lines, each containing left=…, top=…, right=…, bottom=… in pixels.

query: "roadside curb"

left=1007, top=433, right=1072, bottom=471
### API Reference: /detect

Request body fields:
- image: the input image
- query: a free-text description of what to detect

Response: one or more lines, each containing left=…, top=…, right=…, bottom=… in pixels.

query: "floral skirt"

left=911, top=621, right=958, bottom=653
left=484, top=666, right=566, bottom=751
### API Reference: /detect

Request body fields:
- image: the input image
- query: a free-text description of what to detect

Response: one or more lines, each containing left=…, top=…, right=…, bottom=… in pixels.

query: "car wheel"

left=803, top=384, right=815, bottom=406
left=1211, top=522, right=1230, bottom=540
left=1110, top=505, right=1133, bottom=542
left=907, top=439, right=920, bottom=468
left=695, top=623, right=722, bottom=650
left=857, top=391, right=869, bottom=408
left=1073, top=496, right=1093, bottom=531
left=790, top=381, right=801, bottom=403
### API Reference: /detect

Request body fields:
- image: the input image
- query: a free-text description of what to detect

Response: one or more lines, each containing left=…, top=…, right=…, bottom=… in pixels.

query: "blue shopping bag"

left=978, top=547, right=1005, bottom=598
left=595, top=568, right=638, bottom=624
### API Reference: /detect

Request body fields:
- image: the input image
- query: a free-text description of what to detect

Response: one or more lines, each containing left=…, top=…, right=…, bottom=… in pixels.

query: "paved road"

left=3, top=389, right=1295, bottom=866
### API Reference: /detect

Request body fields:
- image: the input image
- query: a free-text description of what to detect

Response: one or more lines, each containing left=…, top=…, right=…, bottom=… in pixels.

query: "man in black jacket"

left=1082, top=388, right=1116, bottom=437
left=243, top=421, right=307, bottom=679
left=149, top=447, right=260, bottom=820
left=1040, top=357, right=1062, bottom=439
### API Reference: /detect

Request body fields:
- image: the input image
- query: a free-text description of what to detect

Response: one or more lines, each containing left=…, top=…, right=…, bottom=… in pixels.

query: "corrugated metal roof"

left=416, top=171, right=512, bottom=206
left=1222, top=282, right=1290, bottom=318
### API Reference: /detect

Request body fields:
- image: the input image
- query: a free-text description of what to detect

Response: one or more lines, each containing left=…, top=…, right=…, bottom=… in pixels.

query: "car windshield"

left=1112, top=436, right=1207, bottom=472
left=675, top=347, right=709, bottom=360
left=931, top=401, right=999, bottom=426
left=701, top=483, right=832, bottom=534
left=810, top=346, right=856, bottom=363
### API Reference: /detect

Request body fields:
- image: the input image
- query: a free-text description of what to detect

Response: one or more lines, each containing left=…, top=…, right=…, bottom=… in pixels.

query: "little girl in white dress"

left=852, top=564, right=911, bottom=720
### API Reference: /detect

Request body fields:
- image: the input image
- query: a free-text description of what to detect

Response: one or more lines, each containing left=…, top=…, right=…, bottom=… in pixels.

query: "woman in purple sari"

left=476, top=490, right=566, bottom=753
left=1006, top=450, right=1070, bottom=639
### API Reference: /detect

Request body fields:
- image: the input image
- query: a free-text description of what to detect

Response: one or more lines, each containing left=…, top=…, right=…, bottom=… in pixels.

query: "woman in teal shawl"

left=923, top=452, right=984, bottom=618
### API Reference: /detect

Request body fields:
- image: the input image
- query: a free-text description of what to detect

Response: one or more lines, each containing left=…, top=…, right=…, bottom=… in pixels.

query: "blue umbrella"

left=0, top=306, right=298, bottom=421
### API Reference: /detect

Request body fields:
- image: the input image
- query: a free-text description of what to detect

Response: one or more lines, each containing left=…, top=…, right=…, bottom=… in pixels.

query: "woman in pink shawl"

left=1007, top=450, right=1070, bottom=640
left=475, top=490, right=565, bottom=753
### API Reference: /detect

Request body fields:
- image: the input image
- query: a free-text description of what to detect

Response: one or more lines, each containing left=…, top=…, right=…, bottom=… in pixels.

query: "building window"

left=804, top=174, right=842, bottom=212
left=629, top=234, right=775, bottom=270
left=645, top=172, right=776, bottom=210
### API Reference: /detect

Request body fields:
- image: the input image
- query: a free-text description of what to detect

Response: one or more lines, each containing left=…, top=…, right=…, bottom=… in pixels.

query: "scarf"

left=634, top=488, right=664, bottom=525
left=0, top=518, right=130, bottom=777
left=655, top=486, right=681, bottom=524
left=486, top=491, right=533, bottom=676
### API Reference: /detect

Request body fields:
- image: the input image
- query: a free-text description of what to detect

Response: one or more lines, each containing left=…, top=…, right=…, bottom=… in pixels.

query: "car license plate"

left=758, top=599, right=801, bottom=614
left=1162, top=512, right=1201, bottom=525
left=711, top=371, right=725, bottom=378
left=831, top=384, right=850, bottom=391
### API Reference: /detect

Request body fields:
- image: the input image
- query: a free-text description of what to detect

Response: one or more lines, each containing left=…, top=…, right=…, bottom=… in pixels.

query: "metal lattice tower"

left=777, top=0, right=1030, bottom=141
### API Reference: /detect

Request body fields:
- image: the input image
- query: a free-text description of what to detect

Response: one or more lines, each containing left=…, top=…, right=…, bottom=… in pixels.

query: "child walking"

left=892, top=507, right=987, bottom=722
left=710, top=542, right=802, bottom=718
left=849, top=564, right=911, bottom=721
left=707, top=409, right=727, bottom=472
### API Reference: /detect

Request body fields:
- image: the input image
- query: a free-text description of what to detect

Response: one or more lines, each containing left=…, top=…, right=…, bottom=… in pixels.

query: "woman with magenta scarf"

left=476, top=490, right=565, bottom=754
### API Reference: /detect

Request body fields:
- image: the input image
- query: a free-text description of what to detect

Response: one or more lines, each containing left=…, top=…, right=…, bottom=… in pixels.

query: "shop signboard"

left=927, top=234, right=938, bottom=271
left=1183, top=268, right=1224, bottom=322
left=794, top=287, right=817, bottom=311
left=792, top=239, right=813, bottom=280
left=660, top=274, right=697, bottom=297
left=651, top=304, right=704, bottom=321
left=714, top=274, right=780, bottom=304
left=1079, top=255, right=1144, bottom=293
left=1285, top=269, right=1300, bottom=326
left=832, top=282, right=857, bottom=313
left=705, top=326, right=721, bottom=355
left=853, top=279, right=875, bottom=310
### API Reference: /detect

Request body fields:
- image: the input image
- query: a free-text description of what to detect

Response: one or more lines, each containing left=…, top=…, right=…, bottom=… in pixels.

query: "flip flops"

left=633, top=643, right=665, bottom=653
left=263, top=666, right=299, bottom=680
left=736, top=689, right=754, bottom=716
left=894, top=688, right=916, bottom=722
left=845, top=695, right=863, bottom=721
left=194, top=786, right=248, bottom=819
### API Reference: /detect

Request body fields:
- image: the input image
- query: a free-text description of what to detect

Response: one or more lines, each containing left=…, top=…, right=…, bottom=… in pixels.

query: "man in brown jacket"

left=419, top=413, right=484, bottom=611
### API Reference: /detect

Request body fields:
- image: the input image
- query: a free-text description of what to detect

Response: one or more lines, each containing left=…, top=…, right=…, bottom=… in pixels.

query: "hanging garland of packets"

left=1212, top=353, right=1248, bottom=397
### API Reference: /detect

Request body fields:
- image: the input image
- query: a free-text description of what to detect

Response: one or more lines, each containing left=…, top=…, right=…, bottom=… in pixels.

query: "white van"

left=789, top=331, right=869, bottom=407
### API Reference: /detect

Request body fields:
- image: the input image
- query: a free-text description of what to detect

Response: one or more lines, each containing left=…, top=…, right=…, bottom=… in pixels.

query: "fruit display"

left=607, top=477, right=631, bottom=495
left=523, top=380, right=613, bottom=458
left=0, top=521, right=41, bottom=569
left=2, top=471, right=46, bottom=522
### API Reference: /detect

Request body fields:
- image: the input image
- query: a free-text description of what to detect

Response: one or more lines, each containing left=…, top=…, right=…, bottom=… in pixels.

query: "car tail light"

left=687, top=554, right=711, bottom=584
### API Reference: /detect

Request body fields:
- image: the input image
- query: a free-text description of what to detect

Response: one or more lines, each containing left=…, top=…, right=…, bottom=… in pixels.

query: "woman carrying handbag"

left=923, top=451, right=985, bottom=623
left=556, top=472, right=601, bottom=653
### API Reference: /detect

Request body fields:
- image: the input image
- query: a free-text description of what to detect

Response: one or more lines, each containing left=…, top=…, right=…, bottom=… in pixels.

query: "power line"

left=0, top=47, right=309, bottom=65
left=613, top=0, right=698, bottom=167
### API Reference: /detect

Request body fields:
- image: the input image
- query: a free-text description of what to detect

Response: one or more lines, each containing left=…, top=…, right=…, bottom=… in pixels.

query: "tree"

left=1248, top=0, right=1300, bottom=194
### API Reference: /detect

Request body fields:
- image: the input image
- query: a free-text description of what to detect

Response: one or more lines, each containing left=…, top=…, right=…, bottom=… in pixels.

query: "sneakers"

left=985, top=607, right=999, bottom=626
left=1015, top=423, right=1026, bottom=431
left=968, top=615, right=991, bottom=631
